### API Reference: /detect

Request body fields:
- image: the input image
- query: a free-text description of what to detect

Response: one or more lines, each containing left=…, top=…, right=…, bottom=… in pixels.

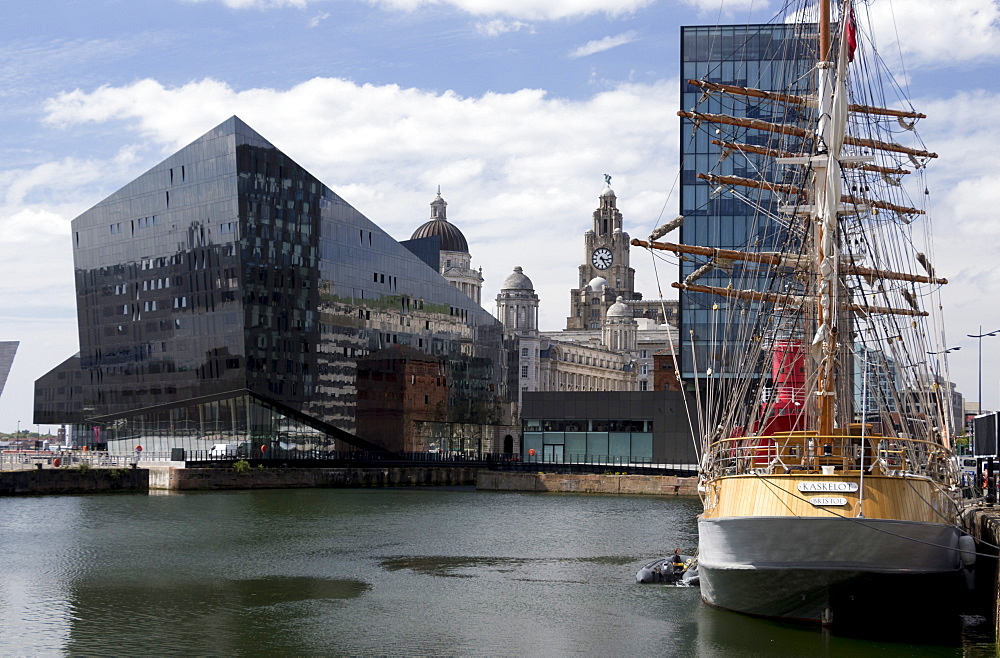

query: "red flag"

left=844, top=2, right=858, bottom=62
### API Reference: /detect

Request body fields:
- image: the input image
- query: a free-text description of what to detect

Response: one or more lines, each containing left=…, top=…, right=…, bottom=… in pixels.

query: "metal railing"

left=2, top=449, right=698, bottom=477
left=1, top=451, right=138, bottom=470
left=704, top=433, right=954, bottom=480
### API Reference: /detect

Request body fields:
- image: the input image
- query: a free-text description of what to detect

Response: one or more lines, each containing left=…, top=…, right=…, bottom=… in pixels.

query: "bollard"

left=987, top=458, right=996, bottom=506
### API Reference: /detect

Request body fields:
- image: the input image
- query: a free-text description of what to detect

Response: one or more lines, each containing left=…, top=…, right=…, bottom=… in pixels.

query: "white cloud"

left=475, top=19, right=533, bottom=37
left=569, top=31, right=638, bottom=59
left=182, top=0, right=309, bottom=7
left=883, top=89, right=1000, bottom=398
left=867, top=0, right=1000, bottom=67
left=679, top=0, right=763, bottom=16
left=38, top=75, right=679, bottom=334
left=309, top=11, right=331, bottom=26
left=679, top=1, right=1000, bottom=67
left=182, top=0, right=655, bottom=19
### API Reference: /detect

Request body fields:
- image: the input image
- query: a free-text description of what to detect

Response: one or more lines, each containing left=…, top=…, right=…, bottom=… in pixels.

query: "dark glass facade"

left=521, top=391, right=697, bottom=467
left=35, top=117, right=509, bottom=454
left=679, top=24, right=816, bottom=379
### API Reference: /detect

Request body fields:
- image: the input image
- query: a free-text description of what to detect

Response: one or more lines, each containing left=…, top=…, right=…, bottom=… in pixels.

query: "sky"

left=2, top=0, right=1000, bottom=434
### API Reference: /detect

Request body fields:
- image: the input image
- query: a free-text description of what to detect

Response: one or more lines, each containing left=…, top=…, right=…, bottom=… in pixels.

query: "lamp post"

left=926, top=347, right=960, bottom=439
left=967, top=326, right=1000, bottom=415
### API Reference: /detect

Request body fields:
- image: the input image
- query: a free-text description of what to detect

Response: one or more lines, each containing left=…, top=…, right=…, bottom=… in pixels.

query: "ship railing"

left=706, top=434, right=953, bottom=479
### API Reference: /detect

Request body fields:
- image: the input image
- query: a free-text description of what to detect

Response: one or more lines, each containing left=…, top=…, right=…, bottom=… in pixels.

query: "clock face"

left=592, top=247, right=613, bottom=270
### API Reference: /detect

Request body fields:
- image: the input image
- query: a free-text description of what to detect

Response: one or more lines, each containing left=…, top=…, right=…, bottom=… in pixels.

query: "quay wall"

left=966, top=508, right=1000, bottom=641
left=153, top=465, right=479, bottom=490
left=476, top=471, right=699, bottom=496
left=0, top=467, right=148, bottom=495
left=3, top=466, right=698, bottom=496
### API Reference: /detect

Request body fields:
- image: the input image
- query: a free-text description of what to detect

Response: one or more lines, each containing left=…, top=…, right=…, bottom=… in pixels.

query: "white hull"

left=698, top=516, right=964, bottom=623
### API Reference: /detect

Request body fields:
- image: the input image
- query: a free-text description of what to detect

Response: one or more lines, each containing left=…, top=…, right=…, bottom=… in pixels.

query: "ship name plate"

left=810, top=496, right=848, bottom=506
left=797, top=481, right=859, bottom=493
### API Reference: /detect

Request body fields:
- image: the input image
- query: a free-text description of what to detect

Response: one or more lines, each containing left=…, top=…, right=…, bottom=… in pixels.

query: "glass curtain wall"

left=522, top=419, right=654, bottom=464
left=678, top=24, right=817, bottom=379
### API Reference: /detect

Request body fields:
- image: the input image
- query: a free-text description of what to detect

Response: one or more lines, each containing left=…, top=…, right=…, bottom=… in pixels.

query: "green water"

left=0, top=488, right=991, bottom=656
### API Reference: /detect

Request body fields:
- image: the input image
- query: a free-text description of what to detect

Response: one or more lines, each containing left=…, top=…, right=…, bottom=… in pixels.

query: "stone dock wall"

left=966, top=508, right=1000, bottom=642
left=476, top=471, right=699, bottom=496
left=3, top=466, right=698, bottom=496
left=149, top=465, right=479, bottom=490
left=0, top=466, right=149, bottom=495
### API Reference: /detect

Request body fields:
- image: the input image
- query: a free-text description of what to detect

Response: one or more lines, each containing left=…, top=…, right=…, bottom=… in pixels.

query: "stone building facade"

left=410, top=189, right=484, bottom=305
left=566, top=180, right=639, bottom=330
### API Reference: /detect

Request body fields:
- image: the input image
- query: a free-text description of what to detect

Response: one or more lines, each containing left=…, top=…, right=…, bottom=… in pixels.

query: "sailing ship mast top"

left=635, top=0, right=949, bottom=442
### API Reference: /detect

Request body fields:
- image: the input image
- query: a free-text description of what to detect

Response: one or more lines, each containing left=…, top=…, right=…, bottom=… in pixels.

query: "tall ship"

left=635, top=0, right=972, bottom=624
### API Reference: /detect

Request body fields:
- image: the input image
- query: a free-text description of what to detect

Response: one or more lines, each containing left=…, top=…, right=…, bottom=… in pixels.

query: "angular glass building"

left=35, top=117, right=509, bottom=455
left=678, top=24, right=816, bottom=379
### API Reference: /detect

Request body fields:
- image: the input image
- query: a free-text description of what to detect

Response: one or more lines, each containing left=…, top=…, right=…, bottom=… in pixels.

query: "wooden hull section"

left=701, top=473, right=956, bottom=522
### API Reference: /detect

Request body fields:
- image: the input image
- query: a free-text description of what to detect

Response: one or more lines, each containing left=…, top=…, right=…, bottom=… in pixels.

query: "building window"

left=640, top=381, right=648, bottom=391
left=521, top=366, right=528, bottom=378
left=521, top=348, right=528, bottom=357
left=640, top=349, right=649, bottom=359
left=640, top=364, right=648, bottom=375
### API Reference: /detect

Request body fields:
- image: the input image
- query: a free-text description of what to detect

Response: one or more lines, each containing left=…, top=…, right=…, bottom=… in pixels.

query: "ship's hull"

left=698, top=515, right=964, bottom=624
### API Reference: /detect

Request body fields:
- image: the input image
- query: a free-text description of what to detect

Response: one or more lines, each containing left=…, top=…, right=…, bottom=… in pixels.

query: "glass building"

left=678, top=24, right=817, bottom=380
left=35, top=117, right=509, bottom=455
left=520, top=391, right=697, bottom=467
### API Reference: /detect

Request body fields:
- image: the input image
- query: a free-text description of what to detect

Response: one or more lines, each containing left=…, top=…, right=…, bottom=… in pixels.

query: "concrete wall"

left=151, top=465, right=479, bottom=490
left=4, top=465, right=697, bottom=496
left=967, top=509, right=1000, bottom=640
left=0, top=466, right=148, bottom=495
left=521, top=390, right=698, bottom=465
left=477, top=471, right=698, bottom=496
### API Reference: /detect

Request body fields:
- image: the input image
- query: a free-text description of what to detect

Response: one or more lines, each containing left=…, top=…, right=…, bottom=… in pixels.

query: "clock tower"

left=566, top=176, right=639, bottom=330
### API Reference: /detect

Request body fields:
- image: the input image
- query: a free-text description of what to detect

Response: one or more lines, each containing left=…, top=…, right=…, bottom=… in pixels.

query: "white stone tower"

left=603, top=296, right=637, bottom=353
left=496, top=266, right=540, bottom=409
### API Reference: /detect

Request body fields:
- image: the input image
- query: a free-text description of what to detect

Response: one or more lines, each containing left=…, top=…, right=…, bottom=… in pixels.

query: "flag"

left=844, top=2, right=858, bottom=62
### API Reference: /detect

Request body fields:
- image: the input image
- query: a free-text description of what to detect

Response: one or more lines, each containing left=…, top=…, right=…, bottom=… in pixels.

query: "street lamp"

left=967, top=327, right=1000, bottom=415
left=925, top=347, right=960, bottom=438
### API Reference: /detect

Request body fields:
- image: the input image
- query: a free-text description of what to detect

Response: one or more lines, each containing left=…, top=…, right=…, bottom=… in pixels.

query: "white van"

left=209, top=443, right=238, bottom=457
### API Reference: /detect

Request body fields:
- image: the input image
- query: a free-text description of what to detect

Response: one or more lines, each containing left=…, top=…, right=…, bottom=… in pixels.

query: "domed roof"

left=606, top=296, right=633, bottom=318
left=601, top=183, right=616, bottom=198
left=410, top=219, right=469, bottom=253
left=501, top=266, right=534, bottom=291
left=588, top=277, right=609, bottom=291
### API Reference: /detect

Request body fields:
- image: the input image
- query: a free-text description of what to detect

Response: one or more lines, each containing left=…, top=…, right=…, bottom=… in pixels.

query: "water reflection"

left=0, top=489, right=987, bottom=656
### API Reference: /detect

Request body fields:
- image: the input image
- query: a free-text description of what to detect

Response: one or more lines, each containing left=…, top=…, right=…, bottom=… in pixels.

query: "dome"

left=501, top=266, right=534, bottom=291
left=588, top=277, right=609, bottom=291
left=601, top=183, right=616, bottom=198
left=606, top=296, right=633, bottom=318
left=410, top=219, right=469, bottom=253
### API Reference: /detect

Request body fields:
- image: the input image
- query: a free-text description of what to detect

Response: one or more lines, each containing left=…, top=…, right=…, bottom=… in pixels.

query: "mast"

left=812, top=0, right=843, bottom=437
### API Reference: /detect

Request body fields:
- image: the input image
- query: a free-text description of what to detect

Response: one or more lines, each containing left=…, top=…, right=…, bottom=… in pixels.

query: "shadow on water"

left=693, top=596, right=996, bottom=657
left=64, top=576, right=370, bottom=656
left=380, top=554, right=639, bottom=579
